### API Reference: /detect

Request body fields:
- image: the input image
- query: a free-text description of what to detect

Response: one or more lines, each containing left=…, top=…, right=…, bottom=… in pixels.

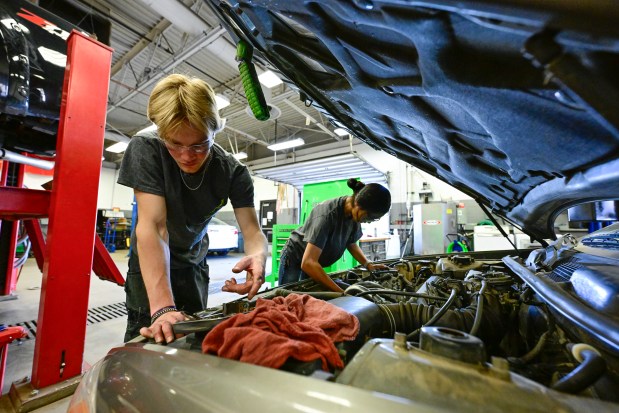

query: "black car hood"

left=205, top=0, right=619, bottom=241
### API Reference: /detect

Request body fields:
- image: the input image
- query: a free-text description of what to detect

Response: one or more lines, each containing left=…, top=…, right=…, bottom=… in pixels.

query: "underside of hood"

left=205, top=0, right=619, bottom=240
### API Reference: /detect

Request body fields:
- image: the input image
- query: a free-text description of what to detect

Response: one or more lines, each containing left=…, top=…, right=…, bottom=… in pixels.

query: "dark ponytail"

left=347, top=178, right=365, bottom=193
left=348, top=178, right=391, bottom=218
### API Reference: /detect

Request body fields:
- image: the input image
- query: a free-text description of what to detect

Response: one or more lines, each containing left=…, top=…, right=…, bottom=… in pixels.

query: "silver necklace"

left=179, top=155, right=212, bottom=191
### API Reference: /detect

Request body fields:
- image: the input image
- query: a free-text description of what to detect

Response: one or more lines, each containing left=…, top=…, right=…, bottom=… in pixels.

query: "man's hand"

left=367, top=262, right=389, bottom=271
left=140, top=311, right=187, bottom=344
left=222, top=254, right=266, bottom=299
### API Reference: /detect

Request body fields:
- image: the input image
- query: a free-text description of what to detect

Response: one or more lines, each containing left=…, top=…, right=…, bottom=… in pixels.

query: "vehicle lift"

left=0, top=31, right=124, bottom=410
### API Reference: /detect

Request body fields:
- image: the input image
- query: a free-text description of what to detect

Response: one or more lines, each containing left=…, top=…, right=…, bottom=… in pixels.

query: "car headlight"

left=67, top=358, right=104, bottom=413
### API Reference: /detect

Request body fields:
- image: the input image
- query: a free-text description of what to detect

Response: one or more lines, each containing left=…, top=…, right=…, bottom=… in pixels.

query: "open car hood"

left=205, top=0, right=619, bottom=240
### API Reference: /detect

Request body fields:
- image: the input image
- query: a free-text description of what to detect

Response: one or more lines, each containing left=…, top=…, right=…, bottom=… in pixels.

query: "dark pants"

left=124, top=255, right=210, bottom=342
left=278, top=248, right=309, bottom=286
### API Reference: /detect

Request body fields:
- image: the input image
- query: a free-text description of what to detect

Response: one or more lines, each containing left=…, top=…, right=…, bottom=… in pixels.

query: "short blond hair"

left=147, top=74, right=223, bottom=141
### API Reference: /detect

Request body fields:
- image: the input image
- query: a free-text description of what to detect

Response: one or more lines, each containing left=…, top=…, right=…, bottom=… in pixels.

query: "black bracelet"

left=151, top=305, right=177, bottom=324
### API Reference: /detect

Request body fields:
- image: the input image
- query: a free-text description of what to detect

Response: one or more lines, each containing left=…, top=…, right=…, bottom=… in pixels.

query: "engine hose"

left=370, top=272, right=395, bottom=282
left=357, top=281, right=389, bottom=289
left=14, top=238, right=32, bottom=268
left=552, top=344, right=607, bottom=394
left=518, top=331, right=550, bottom=364
left=469, top=280, right=488, bottom=336
left=374, top=294, right=506, bottom=344
left=509, top=305, right=555, bottom=365
left=266, top=289, right=343, bottom=300
left=377, top=304, right=397, bottom=337
left=353, top=289, right=448, bottom=302
left=407, top=288, right=458, bottom=339
left=398, top=302, right=410, bottom=332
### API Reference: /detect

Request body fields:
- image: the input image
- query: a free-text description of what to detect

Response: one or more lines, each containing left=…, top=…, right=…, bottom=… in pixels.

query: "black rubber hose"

left=552, top=346, right=607, bottom=394
left=407, top=288, right=458, bottom=339
left=266, top=289, right=343, bottom=300
left=353, top=289, right=448, bottom=301
left=469, top=280, right=487, bottom=336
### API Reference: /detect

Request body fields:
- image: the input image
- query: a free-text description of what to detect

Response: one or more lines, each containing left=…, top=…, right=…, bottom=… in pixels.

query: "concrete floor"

left=0, top=249, right=271, bottom=412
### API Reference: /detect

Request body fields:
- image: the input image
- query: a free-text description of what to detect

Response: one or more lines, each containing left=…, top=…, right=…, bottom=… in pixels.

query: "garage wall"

left=354, top=145, right=471, bottom=203
left=23, top=147, right=472, bottom=215
left=22, top=172, right=52, bottom=191
left=24, top=167, right=126, bottom=210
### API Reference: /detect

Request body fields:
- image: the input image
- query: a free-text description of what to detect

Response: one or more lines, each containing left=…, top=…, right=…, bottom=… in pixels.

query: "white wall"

left=22, top=173, right=52, bottom=191
left=355, top=145, right=471, bottom=203
left=23, top=168, right=131, bottom=210
left=96, top=169, right=293, bottom=214
left=24, top=167, right=299, bottom=216
left=24, top=145, right=471, bottom=216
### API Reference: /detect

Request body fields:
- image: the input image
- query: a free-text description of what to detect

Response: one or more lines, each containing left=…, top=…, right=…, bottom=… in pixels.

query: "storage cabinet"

left=267, top=224, right=298, bottom=287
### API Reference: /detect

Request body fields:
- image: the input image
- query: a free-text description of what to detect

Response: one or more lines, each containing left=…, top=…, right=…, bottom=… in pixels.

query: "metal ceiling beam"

left=223, top=126, right=270, bottom=147
left=104, top=131, right=130, bottom=143
left=283, top=98, right=341, bottom=141
left=106, top=25, right=227, bottom=114
left=111, top=19, right=173, bottom=76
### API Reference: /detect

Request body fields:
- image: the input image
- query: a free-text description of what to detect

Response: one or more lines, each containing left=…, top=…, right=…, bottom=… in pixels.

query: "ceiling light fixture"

left=333, top=128, right=349, bottom=136
left=138, top=0, right=209, bottom=35
left=258, top=70, right=283, bottom=88
left=267, top=138, right=305, bottom=151
left=215, top=94, right=230, bottom=110
left=137, top=123, right=157, bottom=135
left=233, top=151, right=248, bottom=160
left=105, top=142, right=129, bottom=153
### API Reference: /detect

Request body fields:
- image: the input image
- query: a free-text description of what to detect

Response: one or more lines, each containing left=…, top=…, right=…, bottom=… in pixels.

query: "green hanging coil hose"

left=236, top=40, right=270, bottom=121
left=447, top=240, right=469, bottom=253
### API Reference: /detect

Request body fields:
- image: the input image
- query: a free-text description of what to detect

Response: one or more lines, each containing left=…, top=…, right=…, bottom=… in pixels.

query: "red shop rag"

left=201, top=293, right=359, bottom=371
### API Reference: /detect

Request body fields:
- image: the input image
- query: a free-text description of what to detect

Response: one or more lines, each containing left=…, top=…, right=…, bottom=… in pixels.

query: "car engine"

left=177, top=230, right=619, bottom=412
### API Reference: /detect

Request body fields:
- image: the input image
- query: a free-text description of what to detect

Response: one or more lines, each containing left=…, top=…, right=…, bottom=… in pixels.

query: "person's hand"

left=222, top=254, right=266, bottom=300
left=140, top=311, right=187, bottom=344
left=367, top=262, right=389, bottom=271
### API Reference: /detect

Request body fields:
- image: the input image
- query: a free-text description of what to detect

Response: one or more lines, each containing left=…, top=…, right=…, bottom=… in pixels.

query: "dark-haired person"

left=117, top=74, right=267, bottom=344
left=278, top=178, right=391, bottom=293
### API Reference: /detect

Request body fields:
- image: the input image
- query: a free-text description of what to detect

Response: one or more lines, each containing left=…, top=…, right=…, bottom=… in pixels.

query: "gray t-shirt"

left=117, top=132, right=254, bottom=269
left=285, top=197, right=362, bottom=267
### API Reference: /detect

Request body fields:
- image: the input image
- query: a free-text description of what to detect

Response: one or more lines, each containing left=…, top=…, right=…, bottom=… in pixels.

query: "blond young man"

left=118, top=74, right=267, bottom=344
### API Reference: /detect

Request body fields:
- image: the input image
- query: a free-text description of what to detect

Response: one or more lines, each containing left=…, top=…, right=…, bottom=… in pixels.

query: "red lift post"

left=0, top=164, right=26, bottom=297
left=31, top=31, right=113, bottom=388
left=0, top=30, right=120, bottom=396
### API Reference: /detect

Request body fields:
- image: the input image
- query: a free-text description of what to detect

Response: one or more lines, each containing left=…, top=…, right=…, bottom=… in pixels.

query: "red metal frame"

left=31, top=31, right=113, bottom=389
left=0, top=164, right=26, bottom=296
left=0, top=326, right=27, bottom=393
left=0, top=31, right=121, bottom=390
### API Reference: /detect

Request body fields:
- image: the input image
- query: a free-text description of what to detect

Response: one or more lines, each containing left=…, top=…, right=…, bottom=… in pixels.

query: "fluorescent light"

left=267, top=138, right=305, bottom=151
left=333, top=128, right=349, bottom=136
left=137, top=123, right=158, bottom=134
left=215, top=94, right=230, bottom=110
left=233, top=151, right=248, bottom=160
left=138, top=0, right=209, bottom=35
left=258, top=70, right=283, bottom=88
left=105, top=142, right=129, bottom=153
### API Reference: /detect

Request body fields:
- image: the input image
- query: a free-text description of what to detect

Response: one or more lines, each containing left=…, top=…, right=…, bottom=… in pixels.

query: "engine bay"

left=168, top=232, right=619, bottom=411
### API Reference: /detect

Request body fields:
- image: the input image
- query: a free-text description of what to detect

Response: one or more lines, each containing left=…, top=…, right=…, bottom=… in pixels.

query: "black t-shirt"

left=285, top=197, right=362, bottom=267
left=117, top=132, right=254, bottom=268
